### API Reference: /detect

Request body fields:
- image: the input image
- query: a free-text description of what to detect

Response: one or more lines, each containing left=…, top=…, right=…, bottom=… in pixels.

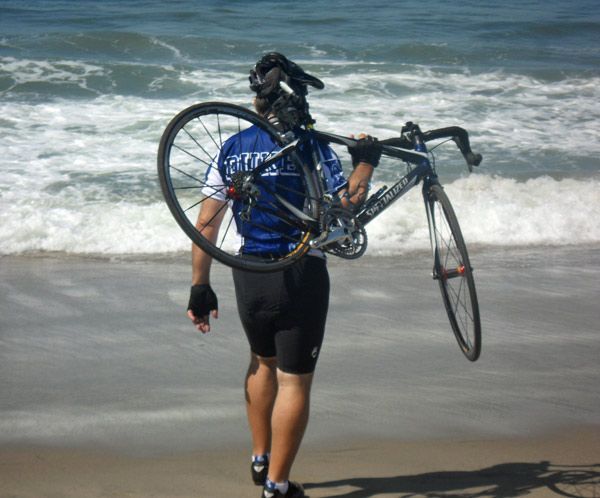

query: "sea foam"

left=365, top=174, right=600, bottom=255
left=2, top=171, right=598, bottom=256
left=1, top=62, right=599, bottom=256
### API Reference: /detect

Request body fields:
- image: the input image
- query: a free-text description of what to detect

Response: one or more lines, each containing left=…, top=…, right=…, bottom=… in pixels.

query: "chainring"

left=321, top=207, right=368, bottom=259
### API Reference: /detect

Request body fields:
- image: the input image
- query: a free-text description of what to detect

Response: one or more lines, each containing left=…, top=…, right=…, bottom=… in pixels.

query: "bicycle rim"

left=157, top=102, right=319, bottom=272
left=428, top=184, right=481, bottom=361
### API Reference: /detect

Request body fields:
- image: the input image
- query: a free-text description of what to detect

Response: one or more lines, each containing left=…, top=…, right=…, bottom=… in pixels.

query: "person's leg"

left=245, top=353, right=278, bottom=457
left=264, top=256, right=328, bottom=487
left=266, top=369, right=313, bottom=483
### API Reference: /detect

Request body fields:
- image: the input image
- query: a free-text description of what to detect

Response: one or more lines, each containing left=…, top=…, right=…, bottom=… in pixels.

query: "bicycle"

left=157, top=102, right=482, bottom=361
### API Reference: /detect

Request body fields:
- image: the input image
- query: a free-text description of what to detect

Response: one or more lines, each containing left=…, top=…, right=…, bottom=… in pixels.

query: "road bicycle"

left=157, top=102, right=482, bottom=361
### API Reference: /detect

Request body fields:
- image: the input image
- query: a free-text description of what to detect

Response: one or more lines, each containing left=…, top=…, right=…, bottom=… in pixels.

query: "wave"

left=1, top=55, right=599, bottom=257
left=365, top=175, right=600, bottom=254
left=3, top=57, right=599, bottom=164
left=1, top=174, right=598, bottom=256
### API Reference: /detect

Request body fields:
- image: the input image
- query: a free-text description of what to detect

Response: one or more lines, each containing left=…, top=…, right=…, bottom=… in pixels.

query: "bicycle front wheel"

left=157, top=102, right=320, bottom=272
left=427, top=183, right=481, bottom=361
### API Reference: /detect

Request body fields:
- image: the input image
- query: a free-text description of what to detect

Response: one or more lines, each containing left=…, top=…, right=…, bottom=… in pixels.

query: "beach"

left=1, top=246, right=599, bottom=497
left=2, top=2, right=600, bottom=495
left=2, top=429, right=599, bottom=498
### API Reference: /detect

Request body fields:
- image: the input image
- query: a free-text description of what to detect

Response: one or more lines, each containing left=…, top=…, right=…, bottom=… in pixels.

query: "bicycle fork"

left=424, top=181, right=468, bottom=282
left=423, top=180, right=444, bottom=281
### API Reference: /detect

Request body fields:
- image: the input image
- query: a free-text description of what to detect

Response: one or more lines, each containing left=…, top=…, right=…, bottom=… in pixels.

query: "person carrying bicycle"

left=187, top=52, right=381, bottom=498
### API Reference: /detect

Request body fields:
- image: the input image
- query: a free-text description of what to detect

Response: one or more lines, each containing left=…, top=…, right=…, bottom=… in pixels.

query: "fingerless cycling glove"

left=187, top=284, right=218, bottom=316
left=349, top=135, right=382, bottom=168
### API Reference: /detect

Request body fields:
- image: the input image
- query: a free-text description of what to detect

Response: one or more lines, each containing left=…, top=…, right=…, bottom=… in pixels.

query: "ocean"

left=1, top=0, right=599, bottom=256
left=2, top=1, right=600, bottom=456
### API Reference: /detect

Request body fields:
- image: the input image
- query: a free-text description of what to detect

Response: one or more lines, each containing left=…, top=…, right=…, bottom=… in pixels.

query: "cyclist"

left=187, top=52, right=381, bottom=498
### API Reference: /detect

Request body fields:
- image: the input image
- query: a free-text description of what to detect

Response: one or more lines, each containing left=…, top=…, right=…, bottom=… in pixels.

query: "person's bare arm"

left=342, top=162, right=374, bottom=207
left=187, top=198, right=227, bottom=333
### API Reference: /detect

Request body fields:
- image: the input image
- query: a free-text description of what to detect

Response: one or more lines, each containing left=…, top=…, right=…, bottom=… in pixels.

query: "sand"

left=1, top=245, right=599, bottom=497
left=1, top=429, right=599, bottom=497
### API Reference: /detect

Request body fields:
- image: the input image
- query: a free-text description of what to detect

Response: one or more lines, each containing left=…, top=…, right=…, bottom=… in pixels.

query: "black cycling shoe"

left=261, top=480, right=305, bottom=498
left=251, top=456, right=269, bottom=486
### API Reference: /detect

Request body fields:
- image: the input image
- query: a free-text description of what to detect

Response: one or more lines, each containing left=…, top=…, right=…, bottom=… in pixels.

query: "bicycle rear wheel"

left=427, top=183, right=481, bottom=361
left=157, top=102, right=320, bottom=272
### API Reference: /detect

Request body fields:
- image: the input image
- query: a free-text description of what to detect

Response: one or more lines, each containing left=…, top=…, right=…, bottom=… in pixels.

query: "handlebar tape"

left=422, top=127, right=481, bottom=167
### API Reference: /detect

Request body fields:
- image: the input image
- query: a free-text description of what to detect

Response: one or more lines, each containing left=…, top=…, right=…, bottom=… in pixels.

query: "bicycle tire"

left=427, top=183, right=481, bottom=361
left=547, top=469, right=600, bottom=498
left=157, top=102, right=320, bottom=272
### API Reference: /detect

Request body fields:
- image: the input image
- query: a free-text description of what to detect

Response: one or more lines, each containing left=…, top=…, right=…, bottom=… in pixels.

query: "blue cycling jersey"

left=204, top=125, right=346, bottom=255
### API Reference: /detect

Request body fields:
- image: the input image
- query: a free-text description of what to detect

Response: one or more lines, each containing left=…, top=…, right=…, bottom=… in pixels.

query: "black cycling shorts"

left=232, top=256, right=330, bottom=374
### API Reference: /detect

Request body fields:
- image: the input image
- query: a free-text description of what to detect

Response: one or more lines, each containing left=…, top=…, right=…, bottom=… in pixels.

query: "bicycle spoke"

left=172, top=143, right=211, bottom=167
left=435, top=211, right=463, bottom=269
left=158, top=102, right=319, bottom=272
left=428, top=184, right=480, bottom=361
left=169, top=164, right=213, bottom=189
left=181, top=125, right=216, bottom=164
left=249, top=200, right=310, bottom=232
left=196, top=201, right=230, bottom=237
left=446, top=280, right=474, bottom=346
left=240, top=217, right=306, bottom=245
left=197, top=115, right=221, bottom=151
left=218, top=210, right=236, bottom=249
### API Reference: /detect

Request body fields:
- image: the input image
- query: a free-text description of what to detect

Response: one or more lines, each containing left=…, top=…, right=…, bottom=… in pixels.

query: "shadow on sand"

left=305, top=461, right=600, bottom=498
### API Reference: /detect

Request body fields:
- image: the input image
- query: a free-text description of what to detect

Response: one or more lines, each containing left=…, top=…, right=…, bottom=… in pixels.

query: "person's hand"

left=343, top=162, right=373, bottom=207
left=348, top=134, right=382, bottom=169
left=342, top=133, right=381, bottom=207
left=187, top=284, right=218, bottom=333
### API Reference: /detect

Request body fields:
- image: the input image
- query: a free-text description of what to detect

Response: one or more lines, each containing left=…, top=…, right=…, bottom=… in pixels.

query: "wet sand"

left=1, top=428, right=599, bottom=497
left=1, top=245, right=599, bottom=496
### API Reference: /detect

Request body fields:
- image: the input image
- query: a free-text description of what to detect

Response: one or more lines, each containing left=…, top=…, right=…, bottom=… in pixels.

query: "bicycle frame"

left=355, top=157, right=433, bottom=226
left=313, top=128, right=439, bottom=232
left=246, top=123, right=479, bottom=254
left=313, top=125, right=479, bottom=223
left=343, top=133, right=442, bottom=264
left=313, top=125, right=480, bottom=263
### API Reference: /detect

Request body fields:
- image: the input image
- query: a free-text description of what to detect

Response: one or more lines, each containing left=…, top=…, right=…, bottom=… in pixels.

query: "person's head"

left=253, top=96, right=271, bottom=117
left=249, top=52, right=324, bottom=127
